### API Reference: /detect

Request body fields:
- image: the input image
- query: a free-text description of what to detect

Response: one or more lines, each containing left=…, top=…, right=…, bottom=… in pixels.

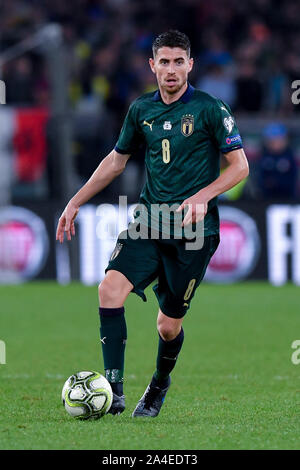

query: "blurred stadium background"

left=1, top=0, right=300, bottom=451
left=0, top=0, right=299, bottom=287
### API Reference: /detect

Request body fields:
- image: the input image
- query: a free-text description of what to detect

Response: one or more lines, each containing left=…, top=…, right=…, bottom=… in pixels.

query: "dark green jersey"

left=115, top=83, right=243, bottom=236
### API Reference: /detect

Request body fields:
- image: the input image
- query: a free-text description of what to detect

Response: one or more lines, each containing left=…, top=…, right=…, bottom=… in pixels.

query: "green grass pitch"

left=0, top=281, right=299, bottom=450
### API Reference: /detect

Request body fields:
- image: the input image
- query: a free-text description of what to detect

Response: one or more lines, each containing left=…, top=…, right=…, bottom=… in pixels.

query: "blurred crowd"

left=1, top=0, right=300, bottom=114
left=0, top=0, right=299, bottom=202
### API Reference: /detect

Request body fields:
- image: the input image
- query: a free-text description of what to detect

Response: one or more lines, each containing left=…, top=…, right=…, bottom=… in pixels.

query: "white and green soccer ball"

left=62, top=371, right=113, bottom=420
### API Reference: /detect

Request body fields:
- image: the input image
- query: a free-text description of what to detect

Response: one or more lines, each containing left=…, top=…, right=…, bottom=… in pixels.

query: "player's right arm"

left=57, top=98, right=142, bottom=243
left=56, top=149, right=130, bottom=243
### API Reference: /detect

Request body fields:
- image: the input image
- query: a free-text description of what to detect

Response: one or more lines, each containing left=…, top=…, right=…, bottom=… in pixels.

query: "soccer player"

left=56, top=30, right=249, bottom=418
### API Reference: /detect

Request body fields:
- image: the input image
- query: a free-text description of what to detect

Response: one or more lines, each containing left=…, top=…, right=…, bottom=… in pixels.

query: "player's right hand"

left=56, top=202, right=79, bottom=243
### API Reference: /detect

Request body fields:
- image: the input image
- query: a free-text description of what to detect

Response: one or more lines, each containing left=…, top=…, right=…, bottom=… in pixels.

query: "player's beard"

left=163, top=77, right=186, bottom=95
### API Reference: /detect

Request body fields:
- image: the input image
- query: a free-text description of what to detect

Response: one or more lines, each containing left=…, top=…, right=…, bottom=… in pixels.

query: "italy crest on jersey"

left=181, top=114, right=194, bottom=137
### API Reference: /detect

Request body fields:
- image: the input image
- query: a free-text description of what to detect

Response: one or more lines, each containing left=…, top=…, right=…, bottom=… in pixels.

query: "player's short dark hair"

left=152, top=30, right=191, bottom=58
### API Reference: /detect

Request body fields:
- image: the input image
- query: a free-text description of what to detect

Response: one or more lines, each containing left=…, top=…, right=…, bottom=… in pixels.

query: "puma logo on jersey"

left=143, top=120, right=154, bottom=131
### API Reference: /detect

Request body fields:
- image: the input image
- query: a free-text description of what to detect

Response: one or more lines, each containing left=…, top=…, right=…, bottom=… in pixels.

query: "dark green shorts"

left=105, top=231, right=220, bottom=319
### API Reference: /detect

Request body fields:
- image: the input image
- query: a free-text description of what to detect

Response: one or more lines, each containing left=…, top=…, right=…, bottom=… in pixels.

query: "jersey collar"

left=152, top=83, right=195, bottom=104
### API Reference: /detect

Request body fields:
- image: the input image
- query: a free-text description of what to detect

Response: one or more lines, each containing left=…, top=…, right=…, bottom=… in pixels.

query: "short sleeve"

left=206, top=99, right=243, bottom=154
left=115, top=101, right=144, bottom=155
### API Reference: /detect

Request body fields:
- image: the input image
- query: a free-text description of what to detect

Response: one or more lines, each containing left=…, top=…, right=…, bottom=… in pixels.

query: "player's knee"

left=157, top=310, right=183, bottom=341
left=98, top=274, right=130, bottom=307
left=98, top=278, right=120, bottom=306
left=157, top=322, right=180, bottom=342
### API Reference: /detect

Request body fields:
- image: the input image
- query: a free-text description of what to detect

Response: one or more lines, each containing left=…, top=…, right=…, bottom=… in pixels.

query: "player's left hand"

left=176, top=192, right=208, bottom=227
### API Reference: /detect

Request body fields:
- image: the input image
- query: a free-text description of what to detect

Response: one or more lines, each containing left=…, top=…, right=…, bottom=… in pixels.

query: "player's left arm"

left=202, top=147, right=249, bottom=200
left=177, top=148, right=249, bottom=226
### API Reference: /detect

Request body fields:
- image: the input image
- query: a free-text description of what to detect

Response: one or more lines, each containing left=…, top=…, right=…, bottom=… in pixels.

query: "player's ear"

left=149, top=57, right=156, bottom=74
left=188, top=57, right=194, bottom=73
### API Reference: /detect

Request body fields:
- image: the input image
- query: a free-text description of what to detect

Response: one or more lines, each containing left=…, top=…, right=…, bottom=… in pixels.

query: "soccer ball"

left=61, top=370, right=113, bottom=420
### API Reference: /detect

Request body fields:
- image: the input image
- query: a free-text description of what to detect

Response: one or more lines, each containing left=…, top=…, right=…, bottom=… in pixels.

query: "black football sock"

left=99, top=307, right=127, bottom=396
left=152, top=327, right=184, bottom=388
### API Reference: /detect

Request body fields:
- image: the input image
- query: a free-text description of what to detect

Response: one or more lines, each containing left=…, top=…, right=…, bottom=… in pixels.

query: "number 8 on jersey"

left=162, top=139, right=170, bottom=164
